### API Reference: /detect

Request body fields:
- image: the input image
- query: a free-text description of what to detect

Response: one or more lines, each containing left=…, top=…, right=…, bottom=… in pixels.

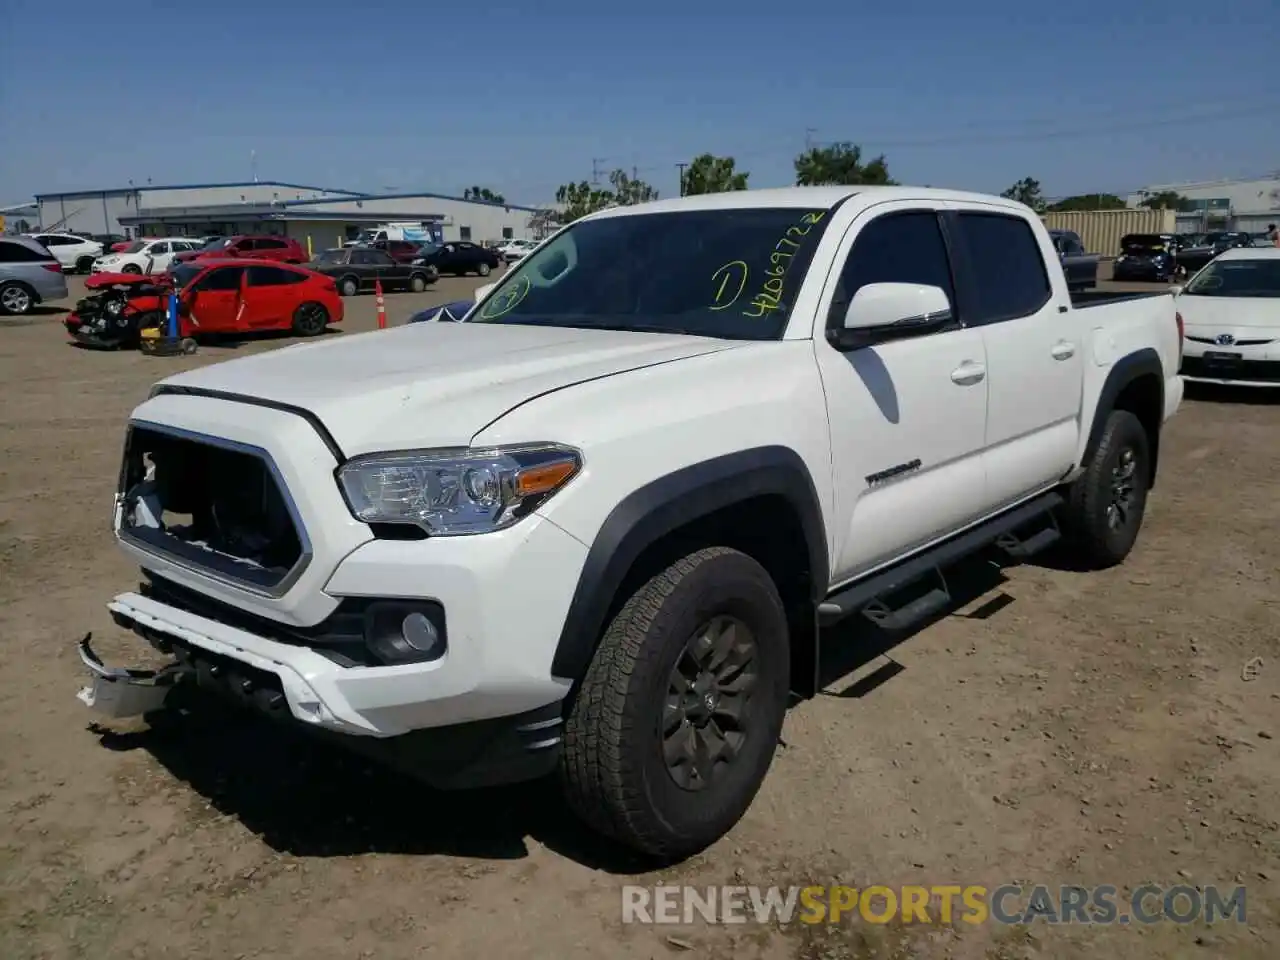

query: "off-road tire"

left=1059, top=409, right=1151, bottom=569
left=560, top=546, right=790, bottom=860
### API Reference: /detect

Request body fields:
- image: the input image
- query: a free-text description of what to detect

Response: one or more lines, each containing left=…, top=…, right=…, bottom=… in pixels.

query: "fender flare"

left=549, top=445, right=829, bottom=683
left=1081, top=346, right=1164, bottom=479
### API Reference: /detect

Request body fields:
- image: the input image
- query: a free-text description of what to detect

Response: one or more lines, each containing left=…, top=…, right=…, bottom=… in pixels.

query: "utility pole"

left=632, top=165, right=638, bottom=181
left=591, top=158, right=606, bottom=185
left=676, top=161, right=688, bottom=197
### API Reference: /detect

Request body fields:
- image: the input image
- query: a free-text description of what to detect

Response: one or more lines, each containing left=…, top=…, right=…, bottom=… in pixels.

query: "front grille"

left=1185, top=335, right=1273, bottom=347
left=118, top=424, right=310, bottom=595
left=1181, top=356, right=1280, bottom=383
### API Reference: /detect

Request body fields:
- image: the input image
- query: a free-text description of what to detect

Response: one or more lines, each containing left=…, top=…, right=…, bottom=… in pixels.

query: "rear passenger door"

left=815, top=203, right=992, bottom=582
left=947, top=206, right=1082, bottom=508
left=243, top=265, right=306, bottom=327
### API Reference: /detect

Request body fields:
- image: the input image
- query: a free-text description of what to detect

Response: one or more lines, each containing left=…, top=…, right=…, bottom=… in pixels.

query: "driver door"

left=814, top=203, right=991, bottom=582
left=185, top=266, right=245, bottom=333
left=144, top=241, right=172, bottom=274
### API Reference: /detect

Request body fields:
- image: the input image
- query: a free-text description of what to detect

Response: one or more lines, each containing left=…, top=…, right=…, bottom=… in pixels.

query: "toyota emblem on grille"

left=1215, top=333, right=1236, bottom=346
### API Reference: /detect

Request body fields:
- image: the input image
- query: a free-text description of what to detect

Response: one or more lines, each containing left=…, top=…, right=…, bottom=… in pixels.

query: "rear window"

left=1121, top=235, right=1169, bottom=250
left=0, top=239, right=56, bottom=263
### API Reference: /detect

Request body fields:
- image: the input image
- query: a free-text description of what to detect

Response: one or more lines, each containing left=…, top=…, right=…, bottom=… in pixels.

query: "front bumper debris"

left=75, top=633, right=183, bottom=718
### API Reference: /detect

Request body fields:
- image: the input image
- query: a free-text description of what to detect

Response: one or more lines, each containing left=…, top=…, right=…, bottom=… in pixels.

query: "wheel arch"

left=1083, top=347, right=1165, bottom=488
left=550, top=445, right=829, bottom=699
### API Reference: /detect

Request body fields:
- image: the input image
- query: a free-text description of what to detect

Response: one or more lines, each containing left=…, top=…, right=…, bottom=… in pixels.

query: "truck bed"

left=1070, top=289, right=1172, bottom=309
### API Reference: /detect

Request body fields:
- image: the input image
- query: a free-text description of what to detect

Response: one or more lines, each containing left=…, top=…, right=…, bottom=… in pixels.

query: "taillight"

left=41, top=262, right=62, bottom=273
left=1175, top=310, right=1184, bottom=362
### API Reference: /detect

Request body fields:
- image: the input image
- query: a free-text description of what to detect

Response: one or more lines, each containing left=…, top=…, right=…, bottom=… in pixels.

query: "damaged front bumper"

left=76, top=633, right=183, bottom=718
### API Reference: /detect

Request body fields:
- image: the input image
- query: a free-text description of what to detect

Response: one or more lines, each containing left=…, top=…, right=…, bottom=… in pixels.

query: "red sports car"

left=65, top=259, right=343, bottom=349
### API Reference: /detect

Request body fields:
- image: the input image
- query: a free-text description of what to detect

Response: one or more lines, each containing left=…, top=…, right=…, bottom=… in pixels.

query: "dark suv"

left=411, top=241, right=501, bottom=277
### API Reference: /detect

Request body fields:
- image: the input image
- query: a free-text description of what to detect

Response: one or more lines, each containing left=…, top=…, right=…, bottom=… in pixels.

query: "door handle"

left=1051, top=341, right=1076, bottom=360
left=950, top=361, right=986, bottom=386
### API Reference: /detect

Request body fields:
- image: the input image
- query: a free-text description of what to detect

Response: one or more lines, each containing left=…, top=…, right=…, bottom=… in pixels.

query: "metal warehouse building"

left=34, top=181, right=363, bottom=237
left=1128, top=174, right=1280, bottom=234
left=33, top=181, right=544, bottom=250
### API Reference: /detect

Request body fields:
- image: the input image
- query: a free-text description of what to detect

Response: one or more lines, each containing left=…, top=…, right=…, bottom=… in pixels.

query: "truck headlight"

left=337, top=444, right=582, bottom=535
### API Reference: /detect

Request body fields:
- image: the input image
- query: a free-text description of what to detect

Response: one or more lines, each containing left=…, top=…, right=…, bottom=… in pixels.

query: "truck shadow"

left=1183, top=381, right=1280, bottom=406
left=87, top=547, right=1025, bottom=874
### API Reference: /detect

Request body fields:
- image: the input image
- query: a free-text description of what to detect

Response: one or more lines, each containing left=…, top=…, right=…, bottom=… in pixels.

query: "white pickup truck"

left=81, top=186, right=1184, bottom=860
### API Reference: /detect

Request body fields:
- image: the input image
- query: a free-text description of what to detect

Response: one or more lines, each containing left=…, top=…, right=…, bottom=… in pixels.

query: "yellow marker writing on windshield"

left=478, top=275, right=531, bottom=319
left=710, top=260, right=749, bottom=310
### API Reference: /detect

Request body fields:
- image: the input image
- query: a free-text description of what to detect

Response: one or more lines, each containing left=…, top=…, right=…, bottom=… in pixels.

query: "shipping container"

left=1040, top=208, right=1175, bottom=257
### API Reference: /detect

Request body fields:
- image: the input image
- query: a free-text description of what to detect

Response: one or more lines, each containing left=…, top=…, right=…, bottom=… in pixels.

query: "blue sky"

left=2, top=0, right=1278, bottom=205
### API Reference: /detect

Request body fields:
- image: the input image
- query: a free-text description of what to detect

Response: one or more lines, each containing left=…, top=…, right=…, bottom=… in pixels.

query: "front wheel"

left=121, top=264, right=142, bottom=275
left=1059, top=409, right=1151, bottom=569
left=291, top=302, right=329, bottom=337
left=561, top=546, right=790, bottom=860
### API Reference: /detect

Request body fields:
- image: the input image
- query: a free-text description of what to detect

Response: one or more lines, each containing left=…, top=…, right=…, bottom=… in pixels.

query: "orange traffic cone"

left=375, top=279, right=387, bottom=329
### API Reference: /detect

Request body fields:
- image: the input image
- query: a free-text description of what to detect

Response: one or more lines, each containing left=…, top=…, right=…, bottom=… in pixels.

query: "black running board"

left=817, top=492, right=1063, bottom=629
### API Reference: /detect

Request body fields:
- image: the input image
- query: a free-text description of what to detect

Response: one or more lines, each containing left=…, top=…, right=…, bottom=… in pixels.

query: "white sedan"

left=91, top=237, right=203, bottom=275
left=1176, top=248, right=1280, bottom=387
left=497, top=238, right=539, bottom=262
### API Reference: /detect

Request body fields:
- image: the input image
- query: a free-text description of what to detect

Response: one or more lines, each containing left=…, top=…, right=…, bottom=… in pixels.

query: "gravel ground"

left=1, top=274, right=1277, bottom=959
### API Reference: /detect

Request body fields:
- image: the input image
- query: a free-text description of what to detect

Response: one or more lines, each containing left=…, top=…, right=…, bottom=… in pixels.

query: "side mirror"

left=829, top=282, right=952, bottom=350
left=1170, top=285, right=1183, bottom=296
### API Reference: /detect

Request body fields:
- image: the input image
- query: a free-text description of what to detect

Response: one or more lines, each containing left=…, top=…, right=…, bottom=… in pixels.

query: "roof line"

left=33, top=180, right=368, bottom=199
left=283, top=191, right=543, bottom=211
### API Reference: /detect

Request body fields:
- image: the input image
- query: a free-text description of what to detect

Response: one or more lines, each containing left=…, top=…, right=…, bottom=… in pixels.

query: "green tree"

left=554, top=181, right=615, bottom=224
left=1140, top=190, right=1185, bottom=210
left=608, top=169, right=659, bottom=206
left=553, top=170, right=659, bottom=224
left=1046, top=193, right=1127, bottom=212
left=464, top=186, right=506, bottom=204
left=1000, top=177, right=1046, bottom=212
left=681, top=153, right=749, bottom=195
left=793, top=142, right=895, bottom=186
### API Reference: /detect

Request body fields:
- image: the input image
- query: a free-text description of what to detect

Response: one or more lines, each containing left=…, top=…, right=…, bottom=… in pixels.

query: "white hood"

left=1178, top=295, right=1280, bottom=332
left=157, top=322, right=736, bottom=456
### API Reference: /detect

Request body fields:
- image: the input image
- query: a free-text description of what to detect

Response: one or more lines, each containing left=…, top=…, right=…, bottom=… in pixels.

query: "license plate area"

left=1202, top=351, right=1242, bottom=363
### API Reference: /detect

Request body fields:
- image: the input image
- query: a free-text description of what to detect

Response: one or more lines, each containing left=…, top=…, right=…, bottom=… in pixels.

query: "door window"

left=829, top=210, right=958, bottom=329
left=954, top=213, right=1052, bottom=325
left=255, top=238, right=288, bottom=250
left=247, top=265, right=305, bottom=286
left=149, top=242, right=171, bottom=255
left=194, top=266, right=245, bottom=291
left=351, top=250, right=377, bottom=265
left=0, top=241, right=51, bottom=263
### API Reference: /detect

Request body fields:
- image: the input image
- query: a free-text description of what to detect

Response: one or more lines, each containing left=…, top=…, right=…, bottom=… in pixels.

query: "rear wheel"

left=76, top=255, right=96, bottom=274
left=409, top=273, right=427, bottom=293
left=339, top=276, right=359, bottom=297
left=292, top=302, right=329, bottom=337
left=0, top=281, right=34, bottom=316
left=477, top=262, right=491, bottom=277
left=1059, top=409, right=1151, bottom=569
left=561, top=546, right=790, bottom=859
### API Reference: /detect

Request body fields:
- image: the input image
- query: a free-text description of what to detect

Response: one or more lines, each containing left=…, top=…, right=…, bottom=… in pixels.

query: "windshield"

left=201, top=237, right=230, bottom=250
left=466, top=207, right=833, bottom=339
left=312, top=249, right=346, bottom=264
left=1184, top=259, right=1280, bottom=298
left=170, top=264, right=202, bottom=289
left=120, top=241, right=146, bottom=254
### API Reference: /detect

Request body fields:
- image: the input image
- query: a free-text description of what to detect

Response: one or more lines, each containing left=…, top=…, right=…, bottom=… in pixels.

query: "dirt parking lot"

left=1, top=274, right=1277, bottom=960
